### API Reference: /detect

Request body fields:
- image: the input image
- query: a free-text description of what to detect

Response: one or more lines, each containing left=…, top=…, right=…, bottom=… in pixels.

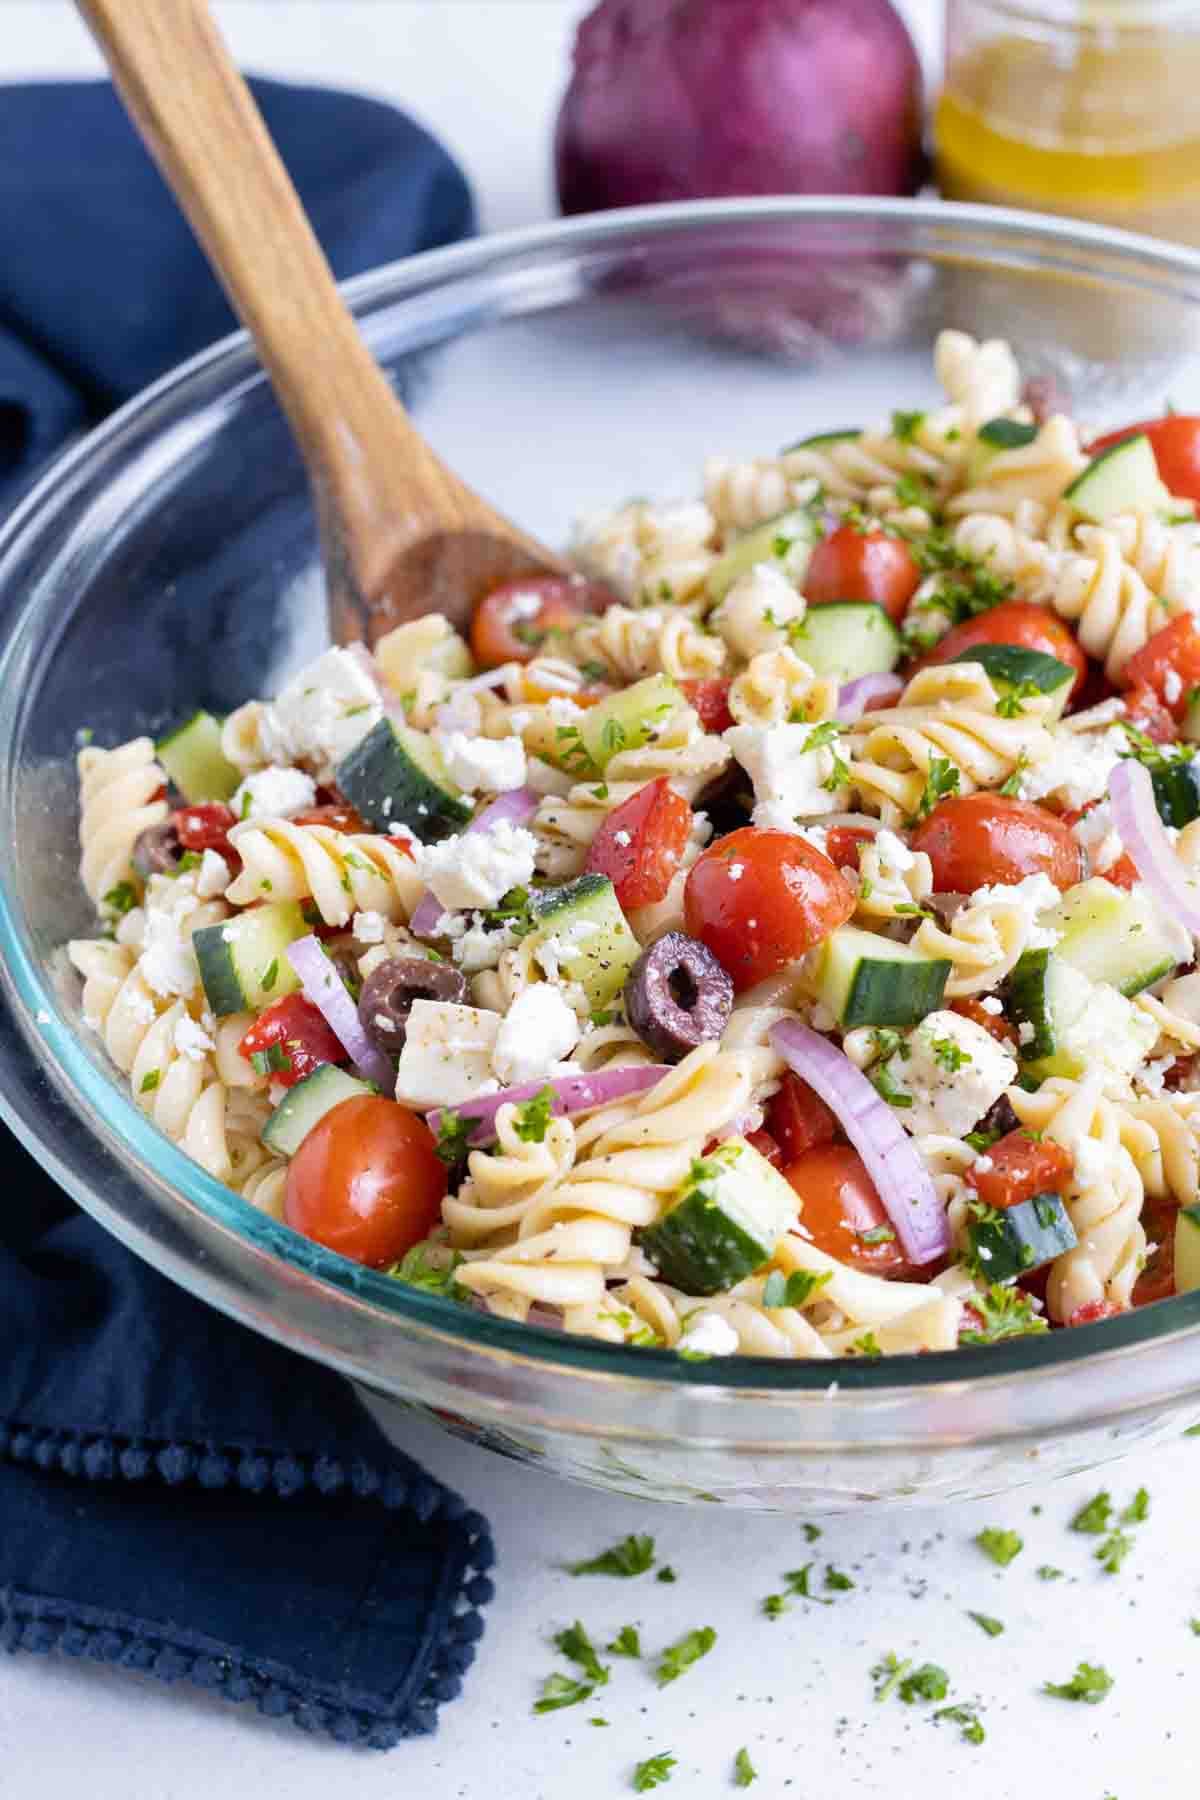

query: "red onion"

left=409, top=786, right=541, bottom=938
left=836, top=672, right=903, bottom=723
left=428, top=1064, right=669, bottom=1149
left=286, top=934, right=395, bottom=1091
left=1109, top=759, right=1200, bottom=936
left=556, top=0, right=924, bottom=215
left=770, top=1018, right=948, bottom=1264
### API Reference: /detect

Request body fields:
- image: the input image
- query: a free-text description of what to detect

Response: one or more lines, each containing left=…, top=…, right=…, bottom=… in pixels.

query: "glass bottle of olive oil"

left=937, top=0, right=1200, bottom=246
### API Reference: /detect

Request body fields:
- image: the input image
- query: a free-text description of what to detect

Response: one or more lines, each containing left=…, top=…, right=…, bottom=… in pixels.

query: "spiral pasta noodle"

left=703, top=455, right=818, bottom=534
left=728, top=647, right=839, bottom=727
left=225, top=819, right=424, bottom=926
left=910, top=888, right=1042, bottom=996
left=571, top=603, right=727, bottom=683
left=933, top=328, right=1021, bottom=428
left=573, top=499, right=718, bottom=604
left=77, top=737, right=168, bottom=907
left=945, top=415, right=1087, bottom=519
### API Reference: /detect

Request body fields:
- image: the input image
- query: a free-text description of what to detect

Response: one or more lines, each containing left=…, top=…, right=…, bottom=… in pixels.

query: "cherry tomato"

left=766, top=1070, right=837, bottom=1165
left=1133, top=1197, right=1177, bottom=1307
left=584, top=777, right=692, bottom=912
left=285, top=1096, right=446, bottom=1267
left=681, top=678, right=735, bottom=735
left=238, top=993, right=347, bottom=1088
left=825, top=824, right=876, bottom=871
left=782, top=1145, right=914, bottom=1278
left=1122, top=681, right=1178, bottom=744
left=290, top=802, right=373, bottom=835
left=745, top=1128, right=784, bottom=1169
left=1066, top=1298, right=1124, bottom=1328
left=910, top=793, right=1082, bottom=892
left=1087, top=414, right=1200, bottom=506
left=176, top=802, right=238, bottom=858
left=470, top=575, right=611, bottom=668
left=803, top=524, right=921, bottom=624
left=683, top=827, right=855, bottom=992
left=1120, top=614, right=1200, bottom=720
left=966, top=1127, right=1073, bottom=1211
left=521, top=675, right=613, bottom=708
left=950, top=996, right=1019, bottom=1050
left=919, top=599, right=1088, bottom=700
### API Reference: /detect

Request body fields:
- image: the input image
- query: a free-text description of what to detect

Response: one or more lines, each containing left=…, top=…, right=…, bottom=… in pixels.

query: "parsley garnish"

left=975, top=1527, right=1023, bottom=1567
left=656, top=1566, right=677, bottom=1584
left=1037, top=1565, right=1064, bottom=1581
left=891, top=409, right=926, bottom=444
left=554, top=1621, right=610, bottom=1689
left=1070, top=1491, right=1112, bottom=1535
left=898, top=1663, right=950, bottom=1704
left=960, top=1284, right=1048, bottom=1345
left=632, top=1753, right=676, bottom=1792
left=964, top=1124, right=1005, bottom=1154
left=803, top=1523, right=822, bottom=1542
left=1096, top=1530, right=1134, bottom=1575
left=260, top=958, right=279, bottom=992
left=999, top=752, right=1030, bottom=797
left=850, top=1331, right=883, bottom=1359
left=1044, top=1661, right=1113, bottom=1704
left=967, top=1611, right=1004, bottom=1638
left=760, top=1268, right=831, bottom=1309
left=389, top=1244, right=467, bottom=1301
left=871, top=1652, right=911, bottom=1702
left=434, top=1108, right=473, bottom=1168
left=859, top=1223, right=896, bottom=1246
left=655, top=1626, right=716, bottom=1687
left=893, top=471, right=934, bottom=510
left=249, top=1042, right=292, bottom=1077
left=995, top=679, right=1042, bottom=718
left=569, top=1534, right=656, bottom=1578
left=600, top=717, right=627, bottom=758
left=869, top=1032, right=913, bottom=1109
left=1118, top=722, right=1192, bottom=771
left=1190, top=1618, right=1200, bottom=1636
left=934, top=1704, right=986, bottom=1745
left=930, top=1034, right=971, bottom=1072
left=534, top=1673, right=597, bottom=1714
left=608, top=1625, right=641, bottom=1658
left=734, top=1747, right=758, bottom=1787
left=139, top=1069, right=161, bottom=1093
left=825, top=1566, right=855, bottom=1592
left=908, top=756, right=961, bottom=825
left=512, top=1085, right=556, bottom=1143
left=762, top=1593, right=788, bottom=1621
left=174, top=850, right=202, bottom=875
left=102, top=881, right=137, bottom=916
left=1122, top=1486, right=1150, bottom=1524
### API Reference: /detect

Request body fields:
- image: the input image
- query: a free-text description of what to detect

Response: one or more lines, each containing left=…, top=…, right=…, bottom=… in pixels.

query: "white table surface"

left=2, top=4, right=1197, bottom=1796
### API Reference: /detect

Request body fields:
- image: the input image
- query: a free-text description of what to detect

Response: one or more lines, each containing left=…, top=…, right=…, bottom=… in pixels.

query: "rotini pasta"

left=225, top=818, right=424, bottom=926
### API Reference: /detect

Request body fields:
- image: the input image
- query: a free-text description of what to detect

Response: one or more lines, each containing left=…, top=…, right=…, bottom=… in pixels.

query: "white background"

left=0, top=4, right=1197, bottom=1797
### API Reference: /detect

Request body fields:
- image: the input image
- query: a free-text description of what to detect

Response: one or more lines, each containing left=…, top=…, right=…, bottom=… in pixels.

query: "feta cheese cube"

left=259, top=646, right=382, bottom=770
left=725, top=721, right=843, bottom=831
left=352, top=910, right=388, bottom=945
left=676, top=1311, right=740, bottom=1357
left=492, top=984, right=581, bottom=1087
left=452, top=915, right=518, bottom=974
left=394, top=1000, right=502, bottom=1109
left=436, top=731, right=527, bottom=795
left=195, top=848, right=231, bottom=898
left=888, top=1010, right=1018, bottom=1138
left=231, top=765, right=317, bottom=821
left=414, top=821, right=537, bottom=914
left=139, top=909, right=198, bottom=999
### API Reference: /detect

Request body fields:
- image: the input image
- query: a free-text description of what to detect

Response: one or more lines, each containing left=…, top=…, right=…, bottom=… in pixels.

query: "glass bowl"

left=3, top=198, right=1200, bottom=1515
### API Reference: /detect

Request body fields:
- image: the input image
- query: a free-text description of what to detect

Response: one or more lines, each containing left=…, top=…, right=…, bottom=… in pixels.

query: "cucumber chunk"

left=966, top=417, right=1038, bottom=486
left=527, top=873, right=640, bottom=1008
left=1044, top=877, right=1187, bottom=996
left=193, top=900, right=308, bottom=1016
left=1007, top=952, right=1158, bottom=1084
left=1150, top=758, right=1200, bottom=829
left=639, top=1135, right=798, bottom=1295
left=335, top=716, right=472, bottom=841
left=788, top=601, right=902, bottom=681
left=780, top=428, right=860, bottom=453
left=814, top=925, right=951, bottom=1028
left=262, top=1065, right=373, bottom=1158
left=951, top=644, right=1074, bottom=720
left=156, top=711, right=240, bottom=803
left=1064, top=434, right=1168, bottom=523
left=577, top=674, right=682, bottom=771
left=706, top=507, right=818, bottom=604
left=1175, top=1205, right=1200, bottom=1295
left=968, top=1191, right=1077, bottom=1283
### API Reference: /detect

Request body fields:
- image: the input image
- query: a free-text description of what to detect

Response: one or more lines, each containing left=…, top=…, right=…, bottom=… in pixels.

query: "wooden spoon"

left=78, top=0, right=566, bottom=647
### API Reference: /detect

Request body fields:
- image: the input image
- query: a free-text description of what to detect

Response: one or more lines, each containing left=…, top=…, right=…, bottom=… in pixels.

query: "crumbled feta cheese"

left=139, top=909, right=198, bottom=999
left=436, top=731, right=527, bottom=795
left=875, top=828, right=915, bottom=873
left=796, top=824, right=830, bottom=858
left=1070, top=799, right=1124, bottom=876
left=352, top=910, right=388, bottom=946
left=970, top=872, right=1062, bottom=949
left=492, top=984, right=581, bottom=1086
left=546, top=696, right=584, bottom=727
left=677, top=1311, right=740, bottom=1357
left=173, top=1015, right=215, bottom=1062
left=414, top=821, right=537, bottom=913
left=1165, top=669, right=1183, bottom=706
left=1072, top=1134, right=1113, bottom=1190
left=1136, top=1056, right=1177, bottom=1095
left=712, top=562, right=805, bottom=661
left=1019, top=725, right=1128, bottom=810
left=972, top=1154, right=996, bottom=1175
left=614, top=829, right=632, bottom=849
left=533, top=919, right=601, bottom=985
left=728, top=861, right=745, bottom=881
left=725, top=722, right=842, bottom=831
left=232, top=764, right=318, bottom=821
left=979, top=995, right=1003, bottom=1015
left=394, top=1000, right=502, bottom=1109
left=432, top=910, right=469, bottom=942
left=258, top=646, right=382, bottom=770
left=1017, top=1019, right=1036, bottom=1046
left=195, top=848, right=230, bottom=898
left=887, top=1010, right=1018, bottom=1138
left=452, top=916, right=518, bottom=974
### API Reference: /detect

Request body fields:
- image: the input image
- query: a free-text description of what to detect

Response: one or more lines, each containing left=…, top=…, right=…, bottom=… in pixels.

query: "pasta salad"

left=69, top=328, right=1200, bottom=1360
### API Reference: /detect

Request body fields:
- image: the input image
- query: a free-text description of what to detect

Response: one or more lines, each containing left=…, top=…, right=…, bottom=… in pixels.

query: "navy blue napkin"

left=0, top=77, right=493, bottom=1746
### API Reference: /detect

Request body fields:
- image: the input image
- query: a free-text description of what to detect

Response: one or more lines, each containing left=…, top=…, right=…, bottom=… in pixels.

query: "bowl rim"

left=4, top=193, right=1200, bottom=1399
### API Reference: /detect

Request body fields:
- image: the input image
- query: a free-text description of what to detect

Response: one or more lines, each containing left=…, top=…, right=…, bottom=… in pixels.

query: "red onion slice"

left=836, top=672, right=903, bottom=723
left=1110, top=758, right=1200, bottom=936
left=286, top=934, right=395, bottom=1091
left=409, top=785, right=541, bottom=938
left=769, top=1018, right=948, bottom=1265
left=428, top=1064, right=669, bottom=1149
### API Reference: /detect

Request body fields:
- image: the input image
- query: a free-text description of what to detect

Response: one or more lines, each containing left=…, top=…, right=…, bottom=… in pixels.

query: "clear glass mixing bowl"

left=3, top=199, right=1200, bottom=1514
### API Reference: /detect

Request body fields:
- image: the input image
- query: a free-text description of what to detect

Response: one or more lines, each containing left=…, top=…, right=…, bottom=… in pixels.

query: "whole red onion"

left=556, top=0, right=925, bottom=216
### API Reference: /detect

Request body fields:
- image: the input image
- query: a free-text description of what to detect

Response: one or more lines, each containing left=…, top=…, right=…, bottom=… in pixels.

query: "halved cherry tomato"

left=1066, top=1298, right=1124, bottom=1327
left=766, top=1070, right=837, bottom=1164
left=803, top=524, right=921, bottom=624
left=1087, top=414, right=1200, bottom=506
left=825, top=824, right=876, bottom=871
left=238, top=993, right=347, bottom=1089
left=782, top=1145, right=913, bottom=1278
left=918, top=599, right=1088, bottom=700
left=521, top=675, right=613, bottom=708
left=966, top=1128, right=1073, bottom=1210
left=470, top=575, right=612, bottom=668
left=584, top=777, right=692, bottom=912
left=176, top=802, right=238, bottom=858
left=950, top=996, right=1019, bottom=1050
left=1120, top=614, right=1200, bottom=719
left=1123, top=681, right=1178, bottom=743
left=683, top=827, right=856, bottom=992
left=290, top=802, right=374, bottom=835
left=1133, top=1197, right=1177, bottom=1307
left=746, top=1128, right=784, bottom=1169
left=284, top=1096, right=446, bottom=1267
left=910, top=793, right=1082, bottom=892
left=681, top=678, right=735, bottom=735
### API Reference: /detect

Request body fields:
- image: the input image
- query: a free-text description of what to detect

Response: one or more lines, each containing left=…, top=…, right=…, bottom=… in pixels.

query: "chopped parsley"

left=870, top=1050, right=914, bottom=1111
left=908, top=756, right=961, bottom=825
left=762, top=1593, right=788, bottom=1621
left=858, top=1226, right=896, bottom=1248
left=995, top=679, right=1042, bottom=718
left=249, top=1042, right=291, bottom=1077
left=600, top=717, right=627, bottom=758
left=483, top=885, right=538, bottom=937
left=102, top=880, right=137, bottom=916
left=512, top=1085, right=556, bottom=1143
left=893, top=471, right=934, bottom=510
left=632, top=1753, right=676, bottom=1792
left=174, top=850, right=202, bottom=876
left=433, top=1108, right=474, bottom=1168
left=960, top=1284, right=1048, bottom=1345
left=1095, top=1530, right=1134, bottom=1575
left=139, top=1069, right=161, bottom=1093
left=569, top=1534, right=656, bottom=1578
left=260, top=957, right=279, bottom=992
left=803, top=1523, right=822, bottom=1543
left=999, top=752, right=1030, bottom=797
left=934, top=1704, right=986, bottom=1746
left=388, top=1244, right=468, bottom=1301
left=967, top=1611, right=1004, bottom=1638
left=782, top=1564, right=830, bottom=1606
left=871, top=1653, right=911, bottom=1702
left=930, top=1034, right=971, bottom=1072
left=1037, top=1565, right=1065, bottom=1581
left=760, top=1268, right=831, bottom=1309
left=850, top=1332, right=883, bottom=1359
left=1043, top=1661, right=1113, bottom=1705
left=1121, top=1486, right=1150, bottom=1524
left=655, top=1626, right=716, bottom=1687
left=891, top=409, right=926, bottom=444
left=825, top=1566, right=855, bottom=1592
left=554, top=1620, right=610, bottom=1689
left=656, top=1566, right=677, bottom=1584
left=975, top=1527, right=1023, bottom=1567
left=1190, top=1619, right=1200, bottom=1637
left=1070, top=1491, right=1112, bottom=1535
left=1119, top=722, right=1193, bottom=771
left=533, top=1672, right=597, bottom=1714
left=964, top=1123, right=1005, bottom=1154
left=734, top=1746, right=758, bottom=1787
left=898, top=1663, right=950, bottom=1704
left=608, top=1625, right=641, bottom=1658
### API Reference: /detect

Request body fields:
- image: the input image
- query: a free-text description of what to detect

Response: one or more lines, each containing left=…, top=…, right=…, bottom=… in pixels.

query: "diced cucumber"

left=1064, top=434, right=1168, bottom=524
left=951, top=644, right=1074, bottom=721
left=813, top=925, right=951, bottom=1028
left=527, top=873, right=640, bottom=1008
left=968, top=1191, right=1077, bottom=1283
left=1180, top=692, right=1200, bottom=746
left=1044, top=877, right=1186, bottom=996
left=706, top=507, right=818, bottom=604
left=1175, top=1205, right=1200, bottom=1294
left=577, top=674, right=682, bottom=771
left=193, top=900, right=308, bottom=1016
left=1150, top=758, right=1200, bottom=829
left=780, top=428, right=861, bottom=453
left=1007, top=952, right=1158, bottom=1084
left=262, top=1065, right=373, bottom=1157
left=335, top=716, right=472, bottom=841
left=788, top=601, right=902, bottom=680
left=156, top=711, right=240, bottom=803
left=966, top=416, right=1037, bottom=486
left=639, top=1135, right=797, bottom=1295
